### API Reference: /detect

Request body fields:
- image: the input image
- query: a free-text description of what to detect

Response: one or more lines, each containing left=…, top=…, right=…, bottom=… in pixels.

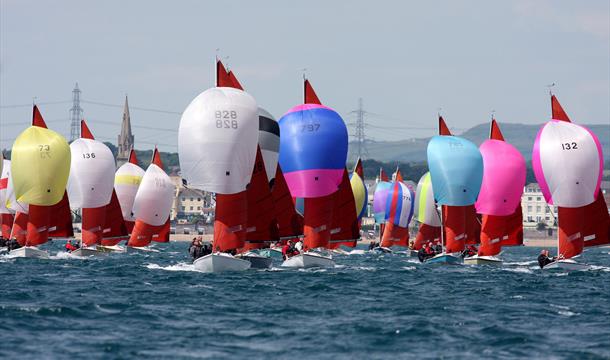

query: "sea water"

left=1, top=242, right=609, bottom=359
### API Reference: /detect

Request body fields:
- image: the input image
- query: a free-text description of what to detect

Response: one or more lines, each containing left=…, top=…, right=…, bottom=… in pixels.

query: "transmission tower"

left=69, top=83, right=83, bottom=142
left=353, top=98, right=368, bottom=159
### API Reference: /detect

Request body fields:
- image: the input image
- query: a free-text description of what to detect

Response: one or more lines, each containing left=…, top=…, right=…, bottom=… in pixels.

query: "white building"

left=521, top=183, right=557, bottom=227
left=521, top=181, right=610, bottom=228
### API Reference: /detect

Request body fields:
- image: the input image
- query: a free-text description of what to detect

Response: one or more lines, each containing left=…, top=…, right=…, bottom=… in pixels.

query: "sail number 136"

left=561, top=142, right=578, bottom=150
left=215, top=110, right=238, bottom=129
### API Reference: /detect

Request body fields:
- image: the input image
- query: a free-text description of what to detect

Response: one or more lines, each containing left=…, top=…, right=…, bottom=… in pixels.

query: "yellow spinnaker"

left=350, top=173, right=367, bottom=218
left=11, top=126, right=71, bottom=206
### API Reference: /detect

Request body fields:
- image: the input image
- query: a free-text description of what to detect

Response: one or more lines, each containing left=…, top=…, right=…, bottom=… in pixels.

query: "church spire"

left=116, top=95, right=135, bottom=167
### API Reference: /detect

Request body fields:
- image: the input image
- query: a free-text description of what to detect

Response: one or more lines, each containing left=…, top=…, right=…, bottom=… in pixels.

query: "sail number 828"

left=215, top=110, right=238, bottom=129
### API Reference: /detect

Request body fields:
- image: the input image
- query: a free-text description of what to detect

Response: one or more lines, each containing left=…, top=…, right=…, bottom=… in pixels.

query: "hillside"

left=350, top=123, right=610, bottom=163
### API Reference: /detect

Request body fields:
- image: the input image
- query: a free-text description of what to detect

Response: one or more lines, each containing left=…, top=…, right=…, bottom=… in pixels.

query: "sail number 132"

left=561, top=142, right=578, bottom=150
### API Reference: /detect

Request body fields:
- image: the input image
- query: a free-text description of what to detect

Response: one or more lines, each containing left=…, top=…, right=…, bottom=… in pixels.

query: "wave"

left=145, top=262, right=199, bottom=272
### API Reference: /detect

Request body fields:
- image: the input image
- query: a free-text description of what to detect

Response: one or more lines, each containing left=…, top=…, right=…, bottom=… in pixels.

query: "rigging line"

left=0, top=100, right=72, bottom=109
left=81, top=118, right=178, bottom=132
left=81, top=100, right=182, bottom=114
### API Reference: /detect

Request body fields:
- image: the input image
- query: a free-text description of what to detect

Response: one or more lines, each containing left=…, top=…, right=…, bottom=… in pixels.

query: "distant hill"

left=349, top=123, right=610, bottom=163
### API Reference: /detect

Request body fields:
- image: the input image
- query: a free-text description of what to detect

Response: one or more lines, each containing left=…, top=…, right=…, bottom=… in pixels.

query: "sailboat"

left=379, top=169, right=415, bottom=251
left=178, top=59, right=259, bottom=272
left=327, top=167, right=360, bottom=253
left=413, top=172, right=441, bottom=253
left=125, top=148, right=173, bottom=249
left=465, top=119, right=526, bottom=265
left=425, top=116, right=483, bottom=265
left=268, top=163, right=304, bottom=257
left=279, top=77, right=348, bottom=268
left=5, top=159, right=29, bottom=246
left=9, top=106, right=71, bottom=258
left=224, top=64, right=278, bottom=269
left=328, top=159, right=366, bottom=253
left=114, top=149, right=144, bottom=234
left=1, top=155, right=15, bottom=249
left=67, top=120, right=117, bottom=256
left=533, top=94, right=608, bottom=270
left=372, top=168, right=392, bottom=251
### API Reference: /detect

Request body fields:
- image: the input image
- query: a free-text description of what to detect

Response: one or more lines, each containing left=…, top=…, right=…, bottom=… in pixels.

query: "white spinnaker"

left=131, top=164, right=174, bottom=226
left=1, top=159, right=14, bottom=214
left=114, top=162, right=145, bottom=222
left=179, top=87, right=259, bottom=194
left=537, top=121, right=602, bottom=207
left=386, top=181, right=414, bottom=228
left=67, top=138, right=116, bottom=208
left=414, top=172, right=441, bottom=226
left=5, top=162, right=28, bottom=214
left=258, top=107, right=280, bottom=184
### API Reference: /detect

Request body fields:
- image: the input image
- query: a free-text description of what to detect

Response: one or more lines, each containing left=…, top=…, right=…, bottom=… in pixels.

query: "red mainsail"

left=11, top=212, right=28, bottom=245
left=328, top=169, right=359, bottom=249
left=414, top=223, right=441, bottom=250
left=213, top=192, right=247, bottom=251
left=100, top=190, right=129, bottom=246
left=242, top=147, right=279, bottom=251
left=303, top=195, right=334, bottom=250
left=272, top=165, right=303, bottom=239
left=443, top=205, right=467, bottom=253
left=1, top=213, right=14, bottom=239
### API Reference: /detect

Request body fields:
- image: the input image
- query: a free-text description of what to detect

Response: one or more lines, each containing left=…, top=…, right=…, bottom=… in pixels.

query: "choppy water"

left=1, top=242, right=609, bottom=360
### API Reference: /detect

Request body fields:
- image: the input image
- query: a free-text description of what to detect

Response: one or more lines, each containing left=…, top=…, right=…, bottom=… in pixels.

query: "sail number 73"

left=561, top=142, right=578, bottom=150
left=215, top=110, right=238, bottom=129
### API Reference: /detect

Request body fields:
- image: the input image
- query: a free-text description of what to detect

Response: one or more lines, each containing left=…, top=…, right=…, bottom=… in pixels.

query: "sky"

left=1, top=0, right=609, bottom=152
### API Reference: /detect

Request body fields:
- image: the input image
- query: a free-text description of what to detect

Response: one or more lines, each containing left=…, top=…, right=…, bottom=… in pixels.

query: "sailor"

left=281, top=242, right=290, bottom=260
left=65, top=240, right=78, bottom=252
left=188, top=238, right=202, bottom=261
left=0, top=237, right=7, bottom=248
left=537, top=249, right=555, bottom=268
left=418, top=242, right=435, bottom=262
left=462, top=245, right=477, bottom=258
left=201, top=242, right=212, bottom=257
left=7, top=238, right=21, bottom=251
left=368, top=241, right=376, bottom=251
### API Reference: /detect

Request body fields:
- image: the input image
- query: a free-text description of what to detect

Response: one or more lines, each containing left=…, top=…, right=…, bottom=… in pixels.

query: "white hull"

left=97, top=244, right=126, bottom=253
left=372, top=246, right=393, bottom=254
left=464, top=255, right=503, bottom=266
left=126, top=246, right=158, bottom=253
left=236, top=252, right=273, bottom=269
left=70, top=246, right=109, bottom=257
left=193, top=253, right=251, bottom=273
left=543, top=259, right=590, bottom=271
left=8, top=246, right=49, bottom=259
left=281, top=251, right=335, bottom=268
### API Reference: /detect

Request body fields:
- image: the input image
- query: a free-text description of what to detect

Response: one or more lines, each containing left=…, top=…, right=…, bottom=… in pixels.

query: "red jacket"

left=66, top=243, right=78, bottom=251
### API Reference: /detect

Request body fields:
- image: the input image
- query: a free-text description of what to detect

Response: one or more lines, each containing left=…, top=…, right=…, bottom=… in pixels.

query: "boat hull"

left=70, top=246, right=109, bottom=257
left=464, top=255, right=503, bottom=266
left=193, top=253, right=251, bottom=273
left=424, top=253, right=463, bottom=265
left=260, top=248, right=284, bottom=260
left=372, top=246, right=393, bottom=254
left=543, top=259, right=590, bottom=271
left=237, top=252, right=273, bottom=269
left=281, top=252, right=335, bottom=268
left=97, top=244, right=126, bottom=253
left=8, top=246, right=49, bottom=259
